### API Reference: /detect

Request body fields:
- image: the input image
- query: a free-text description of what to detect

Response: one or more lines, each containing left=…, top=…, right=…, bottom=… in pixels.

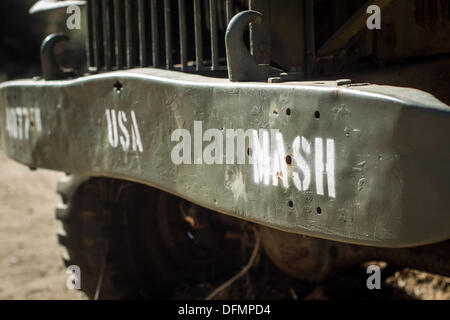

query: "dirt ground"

left=0, top=144, right=86, bottom=300
left=0, top=142, right=448, bottom=300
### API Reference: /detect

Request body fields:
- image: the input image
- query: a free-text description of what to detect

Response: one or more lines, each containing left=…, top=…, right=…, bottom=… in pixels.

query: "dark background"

left=0, top=0, right=86, bottom=81
left=0, top=0, right=44, bottom=81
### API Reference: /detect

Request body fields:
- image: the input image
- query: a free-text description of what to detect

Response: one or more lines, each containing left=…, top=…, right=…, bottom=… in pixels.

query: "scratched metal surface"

left=0, top=68, right=449, bottom=247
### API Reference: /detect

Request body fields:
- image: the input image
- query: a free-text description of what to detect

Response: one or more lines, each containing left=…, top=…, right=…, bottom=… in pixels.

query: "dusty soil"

left=0, top=144, right=86, bottom=299
left=0, top=142, right=448, bottom=300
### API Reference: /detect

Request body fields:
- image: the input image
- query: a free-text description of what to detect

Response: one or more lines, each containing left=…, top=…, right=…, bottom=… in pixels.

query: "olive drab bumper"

left=0, top=68, right=449, bottom=247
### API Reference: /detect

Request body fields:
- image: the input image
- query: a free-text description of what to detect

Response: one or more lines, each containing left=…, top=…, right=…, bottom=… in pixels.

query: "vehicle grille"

left=85, top=0, right=248, bottom=73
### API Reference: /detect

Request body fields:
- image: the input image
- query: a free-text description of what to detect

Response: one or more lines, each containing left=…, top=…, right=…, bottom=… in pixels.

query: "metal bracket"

left=225, top=10, right=281, bottom=82
left=40, top=33, right=74, bottom=81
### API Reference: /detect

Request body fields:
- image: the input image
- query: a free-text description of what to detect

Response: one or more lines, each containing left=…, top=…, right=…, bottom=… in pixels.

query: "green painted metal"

left=0, top=68, right=449, bottom=247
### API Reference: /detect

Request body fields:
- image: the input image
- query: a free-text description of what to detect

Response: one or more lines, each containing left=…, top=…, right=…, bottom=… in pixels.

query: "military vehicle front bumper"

left=0, top=68, right=449, bottom=248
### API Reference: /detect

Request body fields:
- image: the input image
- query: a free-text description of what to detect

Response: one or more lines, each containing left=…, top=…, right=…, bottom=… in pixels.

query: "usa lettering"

left=105, top=108, right=143, bottom=153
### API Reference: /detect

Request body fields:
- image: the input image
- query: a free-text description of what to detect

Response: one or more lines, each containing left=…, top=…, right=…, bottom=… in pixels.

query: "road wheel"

left=55, top=175, right=244, bottom=299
